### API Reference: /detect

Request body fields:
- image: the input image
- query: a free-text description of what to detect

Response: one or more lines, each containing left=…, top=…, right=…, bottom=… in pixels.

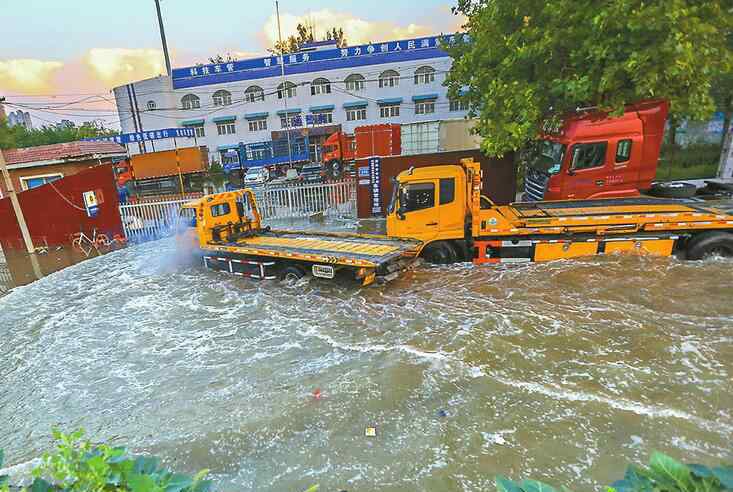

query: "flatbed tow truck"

left=177, top=190, right=422, bottom=286
left=178, top=158, right=733, bottom=286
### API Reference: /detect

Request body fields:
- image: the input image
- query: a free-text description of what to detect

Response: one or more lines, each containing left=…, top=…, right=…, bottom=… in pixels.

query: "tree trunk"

left=717, top=110, right=732, bottom=179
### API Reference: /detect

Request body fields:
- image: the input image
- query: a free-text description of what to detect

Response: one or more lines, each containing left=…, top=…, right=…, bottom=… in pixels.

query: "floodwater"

left=1, top=217, right=732, bottom=492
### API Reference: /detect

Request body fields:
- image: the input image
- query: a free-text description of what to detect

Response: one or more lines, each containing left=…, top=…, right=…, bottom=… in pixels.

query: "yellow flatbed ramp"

left=205, top=229, right=422, bottom=269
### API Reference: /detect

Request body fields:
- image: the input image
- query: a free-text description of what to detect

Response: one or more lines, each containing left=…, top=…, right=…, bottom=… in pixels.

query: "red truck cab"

left=524, top=100, right=669, bottom=201
left=322, top=132, right=355, bottom=165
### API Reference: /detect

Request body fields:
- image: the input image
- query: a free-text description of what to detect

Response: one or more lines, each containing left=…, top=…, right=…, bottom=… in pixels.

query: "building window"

left=191, top=124, right=205, bottom=137
left=311, top=78, right=331, bottom=96
left=245, top=85, right=265, bottom=103
left=346, top=108, right=367, bottom=121
left=248, top=118, right=267, bottom=132
left=277, top=81, right=297, bottom=99
left=415, top=101, right=435, bottom=115
left=570, top=142, right=608, bottom=170
left=216, top=121, right=236, bottom=135
left=414, top=66, right=436, bottom=85
left=345, top=74, right=365, bottom=91
left=449, top=99, right=469, bottom=111
left=379, top=104, right=400, bottom=118
left=146, top=100, right=156, bottom=110
left=213, top=89, right=232, bottom=106
left=310, top=111, right=333, bottom=125
left=378, top=70, right=399, bottom=88
left=181, top=94, right=200, bottom=109
left=220, top=151, right=239, bottom=166
left=21, top=174, right=63, bottom=190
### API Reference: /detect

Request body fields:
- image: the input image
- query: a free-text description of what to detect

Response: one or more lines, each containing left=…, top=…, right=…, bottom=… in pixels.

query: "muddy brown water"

left=0, top=217, right=731, bottom=491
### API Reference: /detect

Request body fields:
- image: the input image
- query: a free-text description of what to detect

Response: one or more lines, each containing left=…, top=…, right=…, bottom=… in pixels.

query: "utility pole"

left=275, top=0, right=294, bottom=168
left=0, top=98, right=35, bottom=255
left=154, top=0, right=172, bottom=77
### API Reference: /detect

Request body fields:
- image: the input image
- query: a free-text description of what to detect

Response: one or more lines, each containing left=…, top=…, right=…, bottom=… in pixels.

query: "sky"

left=0, top=0, right=464, bottom=129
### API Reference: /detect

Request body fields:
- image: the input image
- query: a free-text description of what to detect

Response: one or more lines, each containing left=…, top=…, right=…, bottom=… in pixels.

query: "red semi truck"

left=322, top=124, right=401, bottom=174
left=523, top=100, right=681, bottom=200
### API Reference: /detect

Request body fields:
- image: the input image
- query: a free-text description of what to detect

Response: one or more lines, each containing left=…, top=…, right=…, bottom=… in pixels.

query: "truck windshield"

left=527, top=140, right=566, bottom=175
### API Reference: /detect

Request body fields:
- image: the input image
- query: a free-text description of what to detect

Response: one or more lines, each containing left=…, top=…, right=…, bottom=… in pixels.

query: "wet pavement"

left=0, top=217, right=731, bottom=491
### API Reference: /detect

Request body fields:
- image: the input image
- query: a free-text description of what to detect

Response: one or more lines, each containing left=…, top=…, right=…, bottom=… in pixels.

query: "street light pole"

left=275, top=0, right=294, bottom=169
left=154, top=0, right=173, bottom=77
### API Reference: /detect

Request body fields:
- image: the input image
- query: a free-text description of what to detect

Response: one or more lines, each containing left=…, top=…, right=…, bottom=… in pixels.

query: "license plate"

left=312, top=264, right=335, bottom=279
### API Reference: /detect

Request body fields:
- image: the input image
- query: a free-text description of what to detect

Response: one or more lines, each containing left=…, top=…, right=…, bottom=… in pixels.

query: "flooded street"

left=1, top=218, right=732, bottom=491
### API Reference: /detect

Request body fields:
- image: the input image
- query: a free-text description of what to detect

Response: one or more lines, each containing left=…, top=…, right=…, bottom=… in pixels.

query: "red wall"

left=0, top=164, right=123, bottom=251
left=355, top=150, right=516, bottom=218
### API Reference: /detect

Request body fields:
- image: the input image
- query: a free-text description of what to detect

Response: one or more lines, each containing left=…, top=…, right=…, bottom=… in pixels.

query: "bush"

left=498, top=452, right=733, bottom=492
left=0, top=429, right=211, bottom=492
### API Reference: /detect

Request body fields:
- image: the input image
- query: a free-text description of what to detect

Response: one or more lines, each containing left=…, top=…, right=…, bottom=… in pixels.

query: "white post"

left=718, top=128, right=733, bottom=179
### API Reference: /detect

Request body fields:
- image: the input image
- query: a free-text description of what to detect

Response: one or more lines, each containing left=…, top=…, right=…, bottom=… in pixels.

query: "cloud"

left=0, top=59, right=64, bottom=93
left=83, top=48, right=166, bottom=87
left=260, top=9, right=437, bottom=48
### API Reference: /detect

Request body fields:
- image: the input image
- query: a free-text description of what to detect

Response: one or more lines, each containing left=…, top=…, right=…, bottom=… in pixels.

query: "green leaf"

left=29, top=478, right=52, bottom=492
left=128, top=473, right=157, bottom=492
left=134, top=456, right=161, bottom=475
left=303, top=486, right=320, bottom=492
left=0, top=475, right=8, bottom=487
left=688, top=464, right=714, bottom=478
left=496, top=475, right=524, bottom=492
left=650, top=452, right=692, bottom=491
left=522, top=478, right=559, bottom=492
left=164, top=473, right=193, bottom=492
left=712, top=467, right=733, bottom=489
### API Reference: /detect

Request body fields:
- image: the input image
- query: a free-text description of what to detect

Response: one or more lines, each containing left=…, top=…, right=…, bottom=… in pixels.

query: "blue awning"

left=377, top=97, right=403, bottom=105
left=412, top=93, right=439, bottom=102
left=181, top=119, right=204, bottom=126
left=244, top=112, right=268, bottom=120
left=212, top=116, right=236, bottom=123
left=276, top=108, right=302, bottom=115
left=309, top=104, right=335, bottom=112
left=343, top=101, right=368, bottom=109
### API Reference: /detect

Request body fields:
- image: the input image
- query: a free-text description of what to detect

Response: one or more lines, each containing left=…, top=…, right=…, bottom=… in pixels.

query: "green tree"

left=445, top=0, right=733, bottom=157
left=275, top=22, right=348, bottom=54
left=0, top=119, right=118, bottom=150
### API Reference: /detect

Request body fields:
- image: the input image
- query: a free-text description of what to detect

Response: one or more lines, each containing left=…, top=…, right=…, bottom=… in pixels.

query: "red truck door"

left=562, top=141, right=611, bottom=199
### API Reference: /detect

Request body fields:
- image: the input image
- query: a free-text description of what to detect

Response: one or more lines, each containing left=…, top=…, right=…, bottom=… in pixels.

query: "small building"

left=7, top=110, right=33, bottom=130
left=0, top=141, right=127, bottom=196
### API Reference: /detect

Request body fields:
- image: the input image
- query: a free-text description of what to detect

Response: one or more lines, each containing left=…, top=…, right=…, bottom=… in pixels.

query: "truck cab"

left=322, top=132, right=355, bottom=166
left=524, top=100, right=668, bottom=201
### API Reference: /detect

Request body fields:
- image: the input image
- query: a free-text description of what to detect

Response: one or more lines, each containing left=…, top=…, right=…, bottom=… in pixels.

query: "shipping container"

left=439, top=119, right=482, bottom=152
left=129, top=146, right=207, bottom=180
left=354, top=124, right=401, bottom=159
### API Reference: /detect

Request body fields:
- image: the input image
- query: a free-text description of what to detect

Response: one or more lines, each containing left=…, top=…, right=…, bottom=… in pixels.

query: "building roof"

left=2, top=141, right=127, bottom=167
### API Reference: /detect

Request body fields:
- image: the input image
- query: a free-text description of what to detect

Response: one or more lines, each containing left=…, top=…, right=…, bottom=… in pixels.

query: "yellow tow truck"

left=179, top=158, right=733, bottom=286
left=177, top=189, right=421, bottom=286
left=386, top=158, right=733, bottom=264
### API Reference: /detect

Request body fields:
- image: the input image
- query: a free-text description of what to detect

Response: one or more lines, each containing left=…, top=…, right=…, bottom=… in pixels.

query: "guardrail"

left=119, top=179, right=356, bottom=243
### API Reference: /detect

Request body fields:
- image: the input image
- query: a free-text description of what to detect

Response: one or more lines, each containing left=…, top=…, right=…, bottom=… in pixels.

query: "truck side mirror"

left=397, top=202, right=406, bottom=220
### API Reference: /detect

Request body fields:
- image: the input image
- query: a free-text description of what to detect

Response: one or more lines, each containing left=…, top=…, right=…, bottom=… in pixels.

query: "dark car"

left=299, top=162, right=326, bottom=184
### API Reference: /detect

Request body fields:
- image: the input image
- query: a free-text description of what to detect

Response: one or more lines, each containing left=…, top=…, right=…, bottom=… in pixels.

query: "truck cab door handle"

left=426, top=222, right=438, bottom=226
left=595, top=180, right=605, bottom=186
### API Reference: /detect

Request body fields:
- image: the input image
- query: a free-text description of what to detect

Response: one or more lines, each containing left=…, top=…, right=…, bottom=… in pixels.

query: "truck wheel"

left=648, top=182, right=697, bottom=198
left=423, top=242, right=457, bottom=264
left=280, top=265, right=306, bottom=282
left=328, top=160, right=343, bottom=179
left=686, top=231, right=733, bottom=260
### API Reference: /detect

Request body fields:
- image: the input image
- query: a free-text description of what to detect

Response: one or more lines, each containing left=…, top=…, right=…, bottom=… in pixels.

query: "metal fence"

left=119, top=179, right=356, bottom=243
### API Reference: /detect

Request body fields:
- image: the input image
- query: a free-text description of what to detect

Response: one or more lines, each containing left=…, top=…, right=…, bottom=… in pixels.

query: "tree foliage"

left=445, top=0, right=733, bottom=157
left=0, top=119, right=118, bottom=150
left=274, top=22, right=347, bottom=54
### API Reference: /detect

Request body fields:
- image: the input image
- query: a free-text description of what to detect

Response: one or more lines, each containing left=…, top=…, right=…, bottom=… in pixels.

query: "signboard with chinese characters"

left=83, top=190, right=99, bottom=218
left=172, top=35, right=469, bottom=89
left=369, top=157, right=382, bottom=215
left=305, top=113, right=331, bottom=126
left=84, top=128, right=195, bottom=145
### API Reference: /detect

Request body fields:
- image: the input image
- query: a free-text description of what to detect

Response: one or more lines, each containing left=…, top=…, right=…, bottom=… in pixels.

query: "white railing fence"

left=119, top=179, right=356, bottom=243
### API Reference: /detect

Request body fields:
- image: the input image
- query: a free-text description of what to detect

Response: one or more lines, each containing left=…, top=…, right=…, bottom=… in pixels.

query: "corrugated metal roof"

left=2, top=141, right=126, bottom=166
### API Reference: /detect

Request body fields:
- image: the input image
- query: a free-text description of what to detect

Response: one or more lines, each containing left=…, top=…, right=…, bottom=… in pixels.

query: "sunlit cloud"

left=0, top=59, right=63, bottom=93
left=261, top=9, right=437, bottom=49
left=83, top=48, right=166, bottom=87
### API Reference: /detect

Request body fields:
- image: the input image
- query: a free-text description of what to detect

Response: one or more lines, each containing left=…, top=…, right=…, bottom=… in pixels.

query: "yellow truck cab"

left=386, top=158, right=733, bottom=264
left=177, top=189, right=422, bottom=285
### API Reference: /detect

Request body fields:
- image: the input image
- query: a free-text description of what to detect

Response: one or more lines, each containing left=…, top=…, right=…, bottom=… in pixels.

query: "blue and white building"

left=113, top=34, right=469, bottom=167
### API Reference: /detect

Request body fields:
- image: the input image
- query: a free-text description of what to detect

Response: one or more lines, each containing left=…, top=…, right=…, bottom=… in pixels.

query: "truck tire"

left=280, top=265, right=306, bottom=282
left=685, top=231, right=733, bottom=260
left=327, top=160, right=343, bottom=179
left=422, top=241, right=458, bottom=264
left=648, top=182, right=697, bottom=198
